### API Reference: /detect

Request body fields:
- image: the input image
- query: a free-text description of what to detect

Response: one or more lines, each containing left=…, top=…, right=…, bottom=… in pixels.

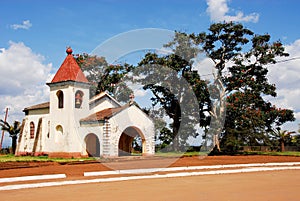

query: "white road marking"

left=1, top=166, right=300, bottom=191
left=84, top=162, right=300, bottom=176
left=0, top=174, right=66, bottom=183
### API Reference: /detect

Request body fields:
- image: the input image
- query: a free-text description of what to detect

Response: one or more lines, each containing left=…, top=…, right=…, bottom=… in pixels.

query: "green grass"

left=155, top=151, right=300, bottom=157
left=0, top=154, right=97, bottom=163
left=241, top=151, right=300, bottom=157
left=1, top=151, right=299, bottom=163
left=155, top=151, right=209, bottom=157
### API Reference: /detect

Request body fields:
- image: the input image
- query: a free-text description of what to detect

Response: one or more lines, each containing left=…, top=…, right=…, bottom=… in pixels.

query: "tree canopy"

left=134, top=32, right=211, bottom=151
left=75, top=53, right=133, bottom=102
left=190, top=22, right=295, bottom=153
left=75, top=22, right=295, bottom=154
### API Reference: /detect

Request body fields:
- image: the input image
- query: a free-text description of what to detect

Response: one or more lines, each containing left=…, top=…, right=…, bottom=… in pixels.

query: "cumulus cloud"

left=134, top=89, right=147, bottom=97
left=267, top=39, right=300, bottom=109
left=0, top=42, right=52, bottom=123
left=193, top=57, right=214, bottom=80
left=266, top=39, right=300, bottom=131
left=10, top=20, right=32, bottom=30
left=206, top=0, right=259, bottom=23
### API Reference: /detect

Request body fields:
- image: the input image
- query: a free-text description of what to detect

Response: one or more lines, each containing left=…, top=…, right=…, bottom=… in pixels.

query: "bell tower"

left=46, top=48, right=90, bottom=155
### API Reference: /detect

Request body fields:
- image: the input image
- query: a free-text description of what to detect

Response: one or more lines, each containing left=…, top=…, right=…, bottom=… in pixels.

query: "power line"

left=197, top=56, right=300, bottom=78
left=275, top=56, right=300, bottom=63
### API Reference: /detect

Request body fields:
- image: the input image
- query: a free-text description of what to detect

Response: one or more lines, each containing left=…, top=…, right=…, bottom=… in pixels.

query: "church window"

left=56, top=90, right=64, bottom=108
left=75, top=90, right=84, bottom=108
left=30, top=122, right=35, bottom=139
left=47, top=121, right=50, bottom=138
left=56, top=125, right=63, bottom=135
left=55, top=125, right=63, bottom=144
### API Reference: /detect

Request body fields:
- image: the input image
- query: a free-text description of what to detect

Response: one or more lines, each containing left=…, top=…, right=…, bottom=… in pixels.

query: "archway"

left=85, top=133, right=100, bottom=157
left=118, top=127, right=145, bottom=156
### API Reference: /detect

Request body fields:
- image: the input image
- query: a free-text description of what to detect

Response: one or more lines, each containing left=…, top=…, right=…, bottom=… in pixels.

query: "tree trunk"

left=213, top=134, right=221, bottom=152
left=11, top=136, right=17, bottom=154
left=172, top=123, right=180, bottom=152
left=280, top=140, right=285, bottom=152
left=172, top=101, right=181, bottom=152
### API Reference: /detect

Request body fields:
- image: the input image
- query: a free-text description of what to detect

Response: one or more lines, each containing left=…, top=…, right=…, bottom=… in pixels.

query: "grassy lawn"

left=242, top=151, right=300, bottom=157
left=0, top=154, right=96, bottom=163
left=0, top=152, right=208, bottom=162
left=155, top=151, right=209, bottom=157
left=1, top=151, right=299, bottom=163
left=155, top=151, right=300, bottom=157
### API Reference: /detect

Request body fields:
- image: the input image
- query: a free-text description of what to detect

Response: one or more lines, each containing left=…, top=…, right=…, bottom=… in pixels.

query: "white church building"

left=16, top=48, right=155, bottom=158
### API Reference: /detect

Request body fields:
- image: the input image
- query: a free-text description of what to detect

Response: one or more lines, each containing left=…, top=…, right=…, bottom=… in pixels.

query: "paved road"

left=1, top=170, right=300, bottom=201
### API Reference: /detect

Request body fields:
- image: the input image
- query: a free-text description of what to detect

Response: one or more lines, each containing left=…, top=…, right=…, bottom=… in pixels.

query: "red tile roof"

left=51, top=48, right=89, bottom=84
left=80, top=105, right=129, bottom=122
left=23, top=102, right=50, bottom=111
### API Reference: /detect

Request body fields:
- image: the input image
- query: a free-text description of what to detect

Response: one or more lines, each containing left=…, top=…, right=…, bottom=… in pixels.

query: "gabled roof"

left=50, top=48, right=89, bottom=84
left=23, top=102, right=50, bottom=112
left=80, top=104, right=130, bottom=123
left=89, top=91, right=121, bottom=107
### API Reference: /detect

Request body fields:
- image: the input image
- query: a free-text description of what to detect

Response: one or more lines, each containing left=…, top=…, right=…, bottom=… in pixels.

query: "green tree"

left=222, top=93, right=294, bottom=153
left=136, top=32, right=211, bottom=151
left=290, top=135, right=300, bottom=148
left=289, top=125, right=300, bottom=148
left=0, top=120, right=21, bottom=154
left=191, top=22, right=295, bottom=153
left=269, top=128, right=296, bottom=152
left=75, top=53, right=133, bottom=102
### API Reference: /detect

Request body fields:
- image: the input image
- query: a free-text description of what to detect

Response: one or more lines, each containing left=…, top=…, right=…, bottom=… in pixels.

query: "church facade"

left=15, top=48, right=155, bottom=158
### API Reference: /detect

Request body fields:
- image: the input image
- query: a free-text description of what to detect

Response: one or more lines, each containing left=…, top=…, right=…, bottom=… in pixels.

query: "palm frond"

left=0, top=119, right=21, bottom=137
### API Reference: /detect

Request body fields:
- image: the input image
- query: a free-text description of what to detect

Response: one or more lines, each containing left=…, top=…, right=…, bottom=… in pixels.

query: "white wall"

left=90, top=96, right=120, bottom=114
left=17, top=113, right=50, bottom=154
left=48, top=83, right=90, bottom=153
left=108, top=105, right=155, bottom=156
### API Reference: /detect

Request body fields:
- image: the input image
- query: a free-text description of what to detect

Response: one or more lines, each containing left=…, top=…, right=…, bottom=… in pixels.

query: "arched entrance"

left=118, top=127, right=145, bottom=156
left=85, top=133, right=100, bottom=157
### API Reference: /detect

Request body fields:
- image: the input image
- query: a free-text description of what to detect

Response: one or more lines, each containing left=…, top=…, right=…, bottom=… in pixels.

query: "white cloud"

left=10, top=20, right=32, bottom=30
left=0, top=42, right=52, bottom=124
left=193, top=57, right=214, bottom=80
left=134, top=89, right=147, bottom=97
left=268, top=39, right=300, bottom=108
left=193, top=53, right=234, bottom=81
left=269, top=40, right=300, bottom=89
left=267, top=39, right=300, bottom=132
left=155, top=47, right=173, bottom=56
left=206, top=0, right=259, bottom=23
left=295, top=112, right=300, bottom=121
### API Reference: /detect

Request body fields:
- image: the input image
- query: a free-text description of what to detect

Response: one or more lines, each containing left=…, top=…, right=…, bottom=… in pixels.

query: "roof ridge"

left=23, top=102, right=50, bottom=111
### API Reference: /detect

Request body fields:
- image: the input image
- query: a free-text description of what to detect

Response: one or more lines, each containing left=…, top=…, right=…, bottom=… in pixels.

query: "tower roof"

left=51, top=48, right=89, bottom=84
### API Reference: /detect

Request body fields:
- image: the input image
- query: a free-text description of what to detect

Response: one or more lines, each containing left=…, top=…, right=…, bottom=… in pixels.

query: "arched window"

left=56, top=90, right=64, bottom=109
left=56, top=125, right=63, bottom=135
left=75, top=90, right=84, bottom=108
left=30, top=122, right=35, bottom=139
left=55, top=125, right=63, bottom=144
left=47, top=121, right=50, bottom=138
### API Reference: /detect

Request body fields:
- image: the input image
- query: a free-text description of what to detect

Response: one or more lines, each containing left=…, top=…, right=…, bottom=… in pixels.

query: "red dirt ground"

left=1, top=155, right=300, bottom=178
left=1, top=155, right=300, bottom=201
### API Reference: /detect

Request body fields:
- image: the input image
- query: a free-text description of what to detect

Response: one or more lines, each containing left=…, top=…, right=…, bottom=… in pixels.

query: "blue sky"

left=1, top=0, right=300, bottom=147
left=1, top=0, right=300, bottom=67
